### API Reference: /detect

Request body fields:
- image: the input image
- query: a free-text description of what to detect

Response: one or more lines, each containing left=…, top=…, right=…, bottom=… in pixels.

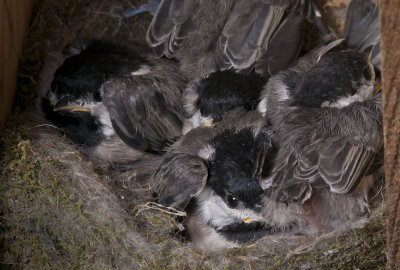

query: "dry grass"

left=0, top=0, right=387, bottom=269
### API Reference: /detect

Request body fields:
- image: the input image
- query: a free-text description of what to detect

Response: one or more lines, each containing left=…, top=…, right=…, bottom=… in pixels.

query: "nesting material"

left=0, top=0, right=386, bottom=269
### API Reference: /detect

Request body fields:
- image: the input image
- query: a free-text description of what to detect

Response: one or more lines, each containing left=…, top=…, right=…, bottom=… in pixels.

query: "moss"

left=0, top=0, right=387, bottom=269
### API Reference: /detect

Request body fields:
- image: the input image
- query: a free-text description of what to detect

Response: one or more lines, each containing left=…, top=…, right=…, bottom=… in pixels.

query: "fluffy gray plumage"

left=257, top=41, right=383, bottom=231
left=152, top=108, right=270, bottom=209
left=42, top=39, right=187, bottom=153
left=146, top=0, right=324, bottom=78
left=100, top=55, right=187, bottom=152
left=152, top=109, right=273, bottom=250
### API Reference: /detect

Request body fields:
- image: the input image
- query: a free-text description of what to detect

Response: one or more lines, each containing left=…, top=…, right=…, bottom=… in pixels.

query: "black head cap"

left=50, top=39, right=147, bottom=101
left=292, top=50, right=373, bottom=107
left=208, top=129, right=264, bottom=210
left=197, top=70, right=267, bottom=122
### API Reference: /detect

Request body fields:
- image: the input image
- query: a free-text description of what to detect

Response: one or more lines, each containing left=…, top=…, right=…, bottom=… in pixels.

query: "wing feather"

left=146, top=0, right=197, bottom=57
left=218, top=1, right=285, bottom=71
left=294, top=138, right=378, bottom=194
left=101, top=61, right=185, bottom=152
left=152, top=154, right=208, bottom=210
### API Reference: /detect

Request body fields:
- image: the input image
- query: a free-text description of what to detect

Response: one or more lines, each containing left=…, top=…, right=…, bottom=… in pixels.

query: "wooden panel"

left=379, top=0, right=400, bottom=269
left=0, top=0, right=35, bottom=124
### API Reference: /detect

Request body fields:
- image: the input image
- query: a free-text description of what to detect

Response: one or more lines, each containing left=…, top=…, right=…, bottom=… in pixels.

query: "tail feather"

left=85, top=136, right=162, bottom=187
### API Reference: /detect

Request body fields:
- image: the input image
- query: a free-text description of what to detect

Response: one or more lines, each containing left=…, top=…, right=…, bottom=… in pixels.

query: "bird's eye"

left=226, top=194, right=238, bottom=208
left=362, top=67, right=372, bottom=81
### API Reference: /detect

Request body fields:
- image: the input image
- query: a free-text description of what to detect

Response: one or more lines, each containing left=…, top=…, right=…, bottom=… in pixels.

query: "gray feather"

left=101, top=57, right=186, bottom=152
left=265, top=93, right=383, bottom=195
left=217, top=1, right=285, bottom=71
left=151, top=126, right=215, bottom=209
left=153, top=108, right=270, bottom=209
left=153, top=153, right=208, bottom=209
left=343, top=0, right=380, bottom=52
left=147, top=0, right=323, bottom=78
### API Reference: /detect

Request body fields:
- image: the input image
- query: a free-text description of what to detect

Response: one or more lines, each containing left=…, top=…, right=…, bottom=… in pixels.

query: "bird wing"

left=152, top=125, right=218, bottom=210
left=101, top=70, right=184, bottom=152
left=253, top=9, right=304, bottom=76
left=147, top=0, right=325, bottom=75
left=217, top=0, right=286, bottom=72
left=152, top=153, right=208, bottom=210
left=294, top=137, right=379, bottom=194
left=102, top=80, right=150, bottom=151
left=219, top=0, right=321, bottom=75
left=146, top=0, right=198, bottom=57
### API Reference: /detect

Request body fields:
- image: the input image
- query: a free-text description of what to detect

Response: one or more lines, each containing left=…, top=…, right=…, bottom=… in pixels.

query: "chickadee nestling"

left=146, top=0, right=330, bottom=79
left=152, top=109, right=276, bottom=251
left=40, top=39, right=186, bottom=153
left=182, top=70, right=267, bottom=133
left=257, top=0, right=383, bottom=231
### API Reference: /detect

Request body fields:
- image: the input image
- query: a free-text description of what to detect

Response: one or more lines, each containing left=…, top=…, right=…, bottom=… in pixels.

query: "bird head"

left=183, top=70, right=266, bottom=132
left=47, top=39, right=145, bottom=114
left=292, top=49, right=376, bottom=108
left=47, top=52, right=105, bottom=114
left=197, top=128, right=267, bottom=228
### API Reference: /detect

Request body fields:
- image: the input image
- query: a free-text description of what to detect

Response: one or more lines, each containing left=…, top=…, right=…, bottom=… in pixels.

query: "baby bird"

left=182, top=70, right=267, bottom=133
left=258, top=0, right=382, bottom=230
left=260, top=47, right=382, bottom=230
left=146, top=0, right=329, bottom=78
left=152, top=109, right=275, bottom=250
left=40, top=39, right=186, bottom=153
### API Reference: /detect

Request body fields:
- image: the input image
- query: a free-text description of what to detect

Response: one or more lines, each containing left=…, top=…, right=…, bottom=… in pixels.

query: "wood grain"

left=379, top=0, right=400, bottom=269
left=0, top=0, right=35, bottom=124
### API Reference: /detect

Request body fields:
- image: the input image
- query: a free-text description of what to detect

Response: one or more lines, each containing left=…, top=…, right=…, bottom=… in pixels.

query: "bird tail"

left=343, top=0, right=381, bottom=69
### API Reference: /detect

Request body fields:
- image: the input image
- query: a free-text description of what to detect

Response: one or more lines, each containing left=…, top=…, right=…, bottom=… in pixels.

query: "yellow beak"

left=54, top=105, right=91, bottom=112
left=243, top=217, right=264, bottom=223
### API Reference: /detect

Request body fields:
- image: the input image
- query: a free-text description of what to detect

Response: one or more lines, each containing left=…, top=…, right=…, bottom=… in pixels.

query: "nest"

left=0, top=0, right=387, bottom=269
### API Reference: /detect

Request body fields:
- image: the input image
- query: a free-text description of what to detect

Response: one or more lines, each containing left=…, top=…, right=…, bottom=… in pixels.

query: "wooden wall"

left=0, top=0, right=35, bottom=124
left=379, top=0, right=400, bottom=269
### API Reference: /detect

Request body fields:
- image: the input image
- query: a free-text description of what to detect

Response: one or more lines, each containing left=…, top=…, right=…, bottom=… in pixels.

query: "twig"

left=30, top=124, right=66, bottom=133
left=134, top=202, right=187, bottom=217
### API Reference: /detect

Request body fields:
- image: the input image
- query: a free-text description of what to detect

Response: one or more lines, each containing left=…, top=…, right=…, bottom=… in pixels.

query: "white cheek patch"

left=183, top=110, right=214, bottom=134
left=182, top=110, right=202, bottom=134
left=131, top=65, right=151, bottom=76
left=196, top=187, right=264, bottom=230
left=321, top=93, right=368, bottom=108
left=87, top=102, right=115, bottom=137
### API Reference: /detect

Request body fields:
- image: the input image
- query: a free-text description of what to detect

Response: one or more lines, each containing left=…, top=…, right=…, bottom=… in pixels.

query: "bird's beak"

left=243, top=217, right=264, bottom=223
left=53, top=96, right=91, bottom=112
left=54, top=105, right=91, bottom=112
left=374, top=81, right=382, bottom=94
left=203, top=121, right=219, bottom=127
left=203, top=121, right=214, bottom=127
